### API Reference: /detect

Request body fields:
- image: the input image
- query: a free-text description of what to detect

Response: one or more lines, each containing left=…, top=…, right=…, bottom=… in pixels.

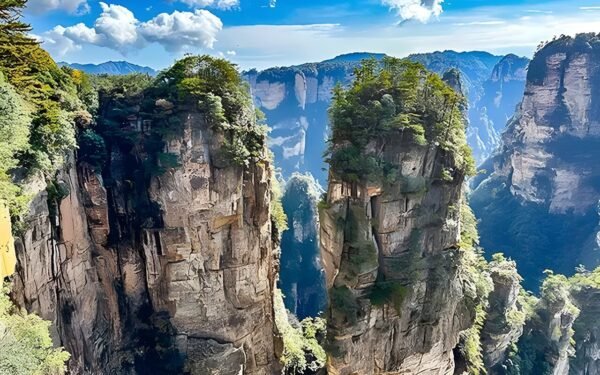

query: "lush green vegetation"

left=149, top=55, right=267, bottom=166
left=455, top=202, right=493, bottom=375
left=0, top=72, right=30, bottom=216
left=0, top=284, right=70, bottom=375
left=0, top=0, right=91, bottom=222
left=326, top=57, right=475, bottom=187
left=274, top=289, right=326, bottom=374
left=271, top=170, right=288, bottom=236
left=369, top=279, right=407, bottom=314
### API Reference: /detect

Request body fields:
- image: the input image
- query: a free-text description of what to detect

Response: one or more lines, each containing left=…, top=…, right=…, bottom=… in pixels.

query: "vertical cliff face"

left=12, top=57, right=280, bottom=374
left=320, top=59, right=478, bottom=374
left=320, top=139, right=471, bottom=374
left=279, top=173, right=327, bottom=319
left=470, top=54, right=529, bottom=162
left=471, top=33, right=600, bottom=290
left=245, top=59, right=357, bottom=184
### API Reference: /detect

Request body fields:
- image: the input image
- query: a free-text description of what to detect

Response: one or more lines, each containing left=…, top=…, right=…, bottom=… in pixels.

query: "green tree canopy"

left=0, top=285, right=70, bottom=375
left=326, top=57, right=475, bottom=184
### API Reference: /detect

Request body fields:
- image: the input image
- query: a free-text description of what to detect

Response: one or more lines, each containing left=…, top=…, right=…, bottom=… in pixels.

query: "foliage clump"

left=326, top=57, right=475, bottom=186
left=0, top=1, right=92, bottom=222
left=274, top=289, right=326, bottom=374
left=271, top=170, right=288, bottom=236
left=369, top=279, right=407, bottom=314
left=149, top=55, right=267, bottom=166
left=0, top=284, right=70, bottom=375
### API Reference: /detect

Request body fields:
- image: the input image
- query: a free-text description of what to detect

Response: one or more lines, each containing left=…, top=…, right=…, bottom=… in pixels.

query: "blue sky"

left=24, top=0, right=600, bottom=70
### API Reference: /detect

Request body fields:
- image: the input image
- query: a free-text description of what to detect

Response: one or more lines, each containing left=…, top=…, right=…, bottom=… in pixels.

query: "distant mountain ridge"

left=244, top=50, right=528, bottom=184
left=59, top=61, right=157, bottom=76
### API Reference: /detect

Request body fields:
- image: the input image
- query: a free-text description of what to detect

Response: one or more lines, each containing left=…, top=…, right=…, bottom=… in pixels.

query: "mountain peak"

left=321, top=52, right=386, bottom=64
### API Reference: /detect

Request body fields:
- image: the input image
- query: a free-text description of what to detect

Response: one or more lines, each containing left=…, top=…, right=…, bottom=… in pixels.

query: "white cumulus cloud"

left=41, top=3, right=223, bottom=57
left=177, top=0, right=239, bottom=10
left=27, top=0, right=90, bottom=14
left=139, top=10, right=223, bottom=52
left=382, top=0, right=444, bottom=23
left=40, top=26, right=82, bottom=56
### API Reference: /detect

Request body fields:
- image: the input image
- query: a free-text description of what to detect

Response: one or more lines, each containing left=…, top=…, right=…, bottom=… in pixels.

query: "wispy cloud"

left=213, top=2, right=600, bottom=70
left=176, top=0, right=239, bottom=10
left=453, top=20, right=505, bottom=26
left=580, top=6, right=600, bottom=10
left=27, top=0, right=90, bottom=15
left=526, top=9, right=553, bottom=14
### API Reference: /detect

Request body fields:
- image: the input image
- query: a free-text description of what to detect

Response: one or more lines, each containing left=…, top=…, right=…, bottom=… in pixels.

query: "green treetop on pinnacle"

left=326, top=57, right=475, bottom=185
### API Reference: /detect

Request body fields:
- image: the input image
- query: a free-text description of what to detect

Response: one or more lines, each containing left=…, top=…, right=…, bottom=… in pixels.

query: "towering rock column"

left=12, top=56, right=280, bottom=374
left=320, top=60, right=479, bottom=374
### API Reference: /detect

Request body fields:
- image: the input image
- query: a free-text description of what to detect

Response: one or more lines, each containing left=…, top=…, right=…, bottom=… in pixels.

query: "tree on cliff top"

left=0, top=0, right=91, bottom=223
left=326, top=57, right=475, bottom=185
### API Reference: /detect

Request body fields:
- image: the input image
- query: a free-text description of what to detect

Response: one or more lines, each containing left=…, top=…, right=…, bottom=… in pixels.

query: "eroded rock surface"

left=12, top=70, right=280, bottom=373
left=320, top=135, right=474, bottom=374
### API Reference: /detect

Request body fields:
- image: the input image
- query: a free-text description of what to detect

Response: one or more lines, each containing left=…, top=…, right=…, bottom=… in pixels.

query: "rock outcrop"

left=12, top=57, right=280, bottom=374
left=320, top=61, right=478, bottom=374
left=471, top=33, right=600, bottom=290
left=245, top=59, right=356, bottom=184
left=571, top=282, right=600, bottom=375
left=502, top=273, right=579, bottom=375
left=480, top=256, right=524, bottom=371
